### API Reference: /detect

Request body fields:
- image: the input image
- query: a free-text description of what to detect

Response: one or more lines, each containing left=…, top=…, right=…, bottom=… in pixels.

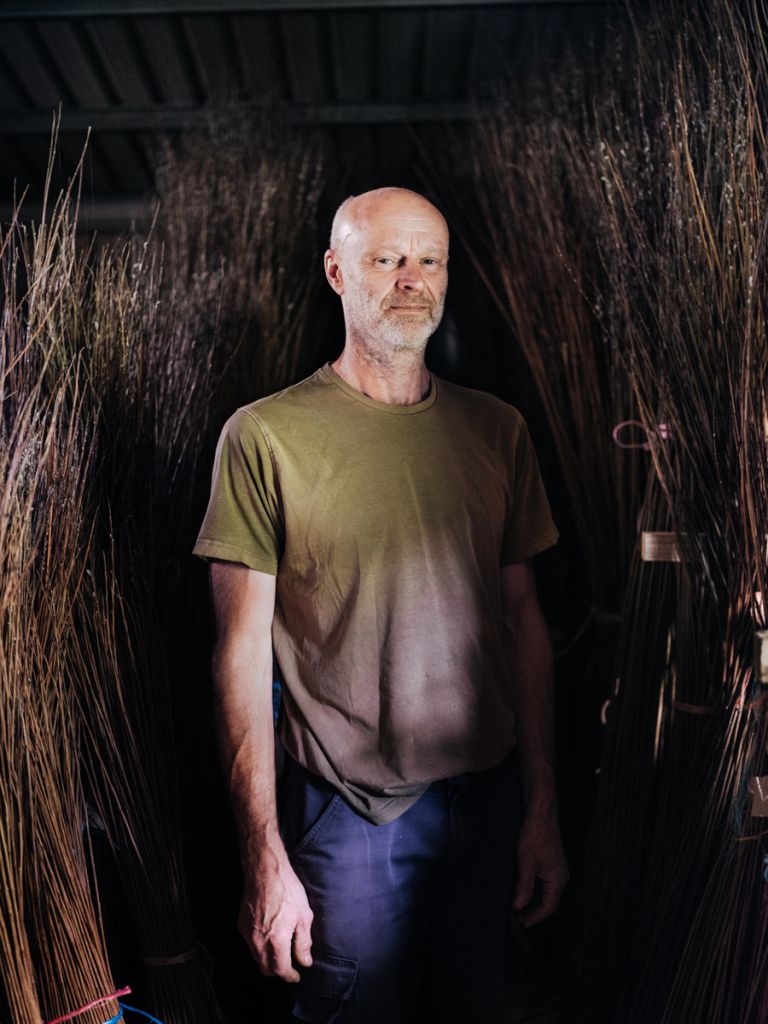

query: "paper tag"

left=641, top=531, right=681, bottom=563
left=755, top=631, right=768, bottom=684
left=750, top=776, right=768, bottom=816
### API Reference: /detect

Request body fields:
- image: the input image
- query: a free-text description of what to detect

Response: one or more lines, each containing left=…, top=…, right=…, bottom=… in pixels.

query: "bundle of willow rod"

left=582, top=2, right=768, bottom=1020
left=0, top=121, right=227, bottom=1022
left=0, top=154, right=120, bottom=1022
left=151, top=104, right=329, bottom=409
left=69, top=243, right=226, bottom=1024
left=575, top=470, right=677, bottom=1018
left=445, top=34, right=648, bottom=624
left=0, top=201, right=42, bottom=1024
left=22, top=379, right=119, bottom=1024
left=53, top=163, right=227, bottom=1022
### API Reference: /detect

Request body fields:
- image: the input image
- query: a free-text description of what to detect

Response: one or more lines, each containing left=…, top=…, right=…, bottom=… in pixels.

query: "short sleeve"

left=500, top=414, right=559, bottom=566
left=192, top=408, right=283, bottom=574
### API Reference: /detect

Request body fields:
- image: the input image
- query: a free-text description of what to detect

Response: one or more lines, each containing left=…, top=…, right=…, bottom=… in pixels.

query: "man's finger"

left=266, top=931, right=301, bottom=983
left=248, top=927, right=301, bottom=983
left=519, top=874, right=565, bottom=927
left=293, top=917, right=314, bottom=968
left=520, top=904, right=549, bottom=927
left=520, top=889, right=559, bottom=926
left=513, top=864, right=535, bottom=910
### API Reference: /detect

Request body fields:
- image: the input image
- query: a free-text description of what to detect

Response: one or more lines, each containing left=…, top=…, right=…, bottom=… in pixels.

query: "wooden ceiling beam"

left=0, top=99, right=494, bottom=132
left=0, top=0, right=614, bottom=18
left=0, top=194, right=155, bottom=229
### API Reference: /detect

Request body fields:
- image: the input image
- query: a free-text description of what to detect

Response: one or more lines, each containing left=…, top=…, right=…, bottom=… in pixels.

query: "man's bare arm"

left=209, top=560, right=313, bottom=982
left=501, top=560, right=569, bottom=927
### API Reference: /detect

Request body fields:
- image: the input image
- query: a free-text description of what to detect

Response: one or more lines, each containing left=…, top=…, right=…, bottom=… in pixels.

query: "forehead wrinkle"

left=357, top=223, right=449, bottom=261
left=362, top=237, right=449, bottom=258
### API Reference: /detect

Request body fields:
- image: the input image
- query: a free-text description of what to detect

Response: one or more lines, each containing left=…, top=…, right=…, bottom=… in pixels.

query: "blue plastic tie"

left=118, top=1004, right=166, bottom=1024
left=102, top=1009, right=124, bottom=1024
left=762, top=853, right=768, bottom=882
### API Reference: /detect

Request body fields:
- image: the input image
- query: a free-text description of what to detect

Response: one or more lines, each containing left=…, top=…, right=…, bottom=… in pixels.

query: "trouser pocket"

left=291, top=952, right=358, bottom=1023
left=278, top=753, right=344, bottom=857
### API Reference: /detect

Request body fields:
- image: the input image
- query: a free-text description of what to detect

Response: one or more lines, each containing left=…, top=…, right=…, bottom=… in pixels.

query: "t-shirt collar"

left=318, top=361, right=439, bottom=415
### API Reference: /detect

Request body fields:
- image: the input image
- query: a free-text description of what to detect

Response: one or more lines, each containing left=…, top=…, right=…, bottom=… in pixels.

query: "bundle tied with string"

left=0, top=114, right=227, bottom=1024
left=582, top=2, right=768, bottom=1020
left=577, top=460, right=678, bottom=1017
left=0, top=126, right=126, bottom=1024
left=43, top=986, right=173, bottom=1024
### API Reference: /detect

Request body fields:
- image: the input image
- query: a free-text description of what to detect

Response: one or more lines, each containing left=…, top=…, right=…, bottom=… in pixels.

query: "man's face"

left=329, top=197, right=449, bottom=354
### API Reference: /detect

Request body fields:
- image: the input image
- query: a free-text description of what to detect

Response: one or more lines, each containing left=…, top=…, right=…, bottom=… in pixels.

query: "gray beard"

left=374, top=317, right=434, bottom=352
left=348, top=298, right=445, bottom=358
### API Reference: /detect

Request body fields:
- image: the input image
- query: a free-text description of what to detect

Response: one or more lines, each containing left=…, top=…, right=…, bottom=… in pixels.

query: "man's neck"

left=331, top=342, right=431, bottom=407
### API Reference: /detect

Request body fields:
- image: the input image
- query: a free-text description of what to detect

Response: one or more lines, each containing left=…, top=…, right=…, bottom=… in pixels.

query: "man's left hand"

left=512, top=813, right=569, bottom=927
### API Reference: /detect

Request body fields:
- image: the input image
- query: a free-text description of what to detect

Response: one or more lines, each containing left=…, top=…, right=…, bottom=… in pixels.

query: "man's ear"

left=324, top=249, right=344, bottom=295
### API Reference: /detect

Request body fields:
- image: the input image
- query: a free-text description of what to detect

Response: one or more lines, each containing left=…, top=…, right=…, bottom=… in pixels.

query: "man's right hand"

left=238, top=845, right=314, bottom=983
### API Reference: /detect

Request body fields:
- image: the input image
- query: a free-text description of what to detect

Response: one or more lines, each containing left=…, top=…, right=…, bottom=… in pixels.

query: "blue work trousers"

left=277, top=748, right=523, bottom=1024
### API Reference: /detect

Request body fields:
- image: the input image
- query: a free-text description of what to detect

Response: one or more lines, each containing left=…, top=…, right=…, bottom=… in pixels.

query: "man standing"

left=194, top=187, right=568, bottom=1023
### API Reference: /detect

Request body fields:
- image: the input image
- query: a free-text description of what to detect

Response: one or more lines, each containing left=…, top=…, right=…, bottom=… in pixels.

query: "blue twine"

left=762, top=854, right=768, bottom=883
left=272, top=678, right=282, bottom=725
left=102, top=1009, right=123, bottom=1024
left=118, top=1004, right=166, bottom=1024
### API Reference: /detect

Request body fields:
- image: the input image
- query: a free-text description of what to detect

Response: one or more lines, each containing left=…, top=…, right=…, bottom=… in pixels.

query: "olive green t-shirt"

left=194, top=362, right=558, bottom=823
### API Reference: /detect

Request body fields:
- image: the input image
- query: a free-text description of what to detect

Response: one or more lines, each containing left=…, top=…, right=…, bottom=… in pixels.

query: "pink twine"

left=600, top=699, right=611, bottom=725
left=44, top=986, right=132, bottom=1024
left=612, top=420, right=671, bottom=450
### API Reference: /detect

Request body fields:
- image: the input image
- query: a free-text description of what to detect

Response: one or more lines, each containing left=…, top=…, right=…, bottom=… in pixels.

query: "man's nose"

left=396, top=262, right=425, bottom=291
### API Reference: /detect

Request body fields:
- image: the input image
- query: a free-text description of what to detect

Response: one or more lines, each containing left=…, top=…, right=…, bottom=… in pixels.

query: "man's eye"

left=422, top=259, right=438, bottom=266
left=376, top=257, right=394, bottom=265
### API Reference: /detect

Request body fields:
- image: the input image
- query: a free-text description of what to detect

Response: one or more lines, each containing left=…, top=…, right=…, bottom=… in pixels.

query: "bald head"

left=329, top=188, right=448, bottom=252
left=323, top=185, right=449, bottom=358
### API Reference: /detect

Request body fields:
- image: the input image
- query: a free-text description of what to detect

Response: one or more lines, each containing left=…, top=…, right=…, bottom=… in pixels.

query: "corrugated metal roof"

left=0, top=1, right=618, bottom=228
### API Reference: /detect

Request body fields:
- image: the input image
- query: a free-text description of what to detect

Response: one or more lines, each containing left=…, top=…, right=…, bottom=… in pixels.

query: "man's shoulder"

left=226, top=365, right=333, bottom=437
left=246, top=365, right=331, bottom=417
left=436, top=376, right=525, bottom=428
